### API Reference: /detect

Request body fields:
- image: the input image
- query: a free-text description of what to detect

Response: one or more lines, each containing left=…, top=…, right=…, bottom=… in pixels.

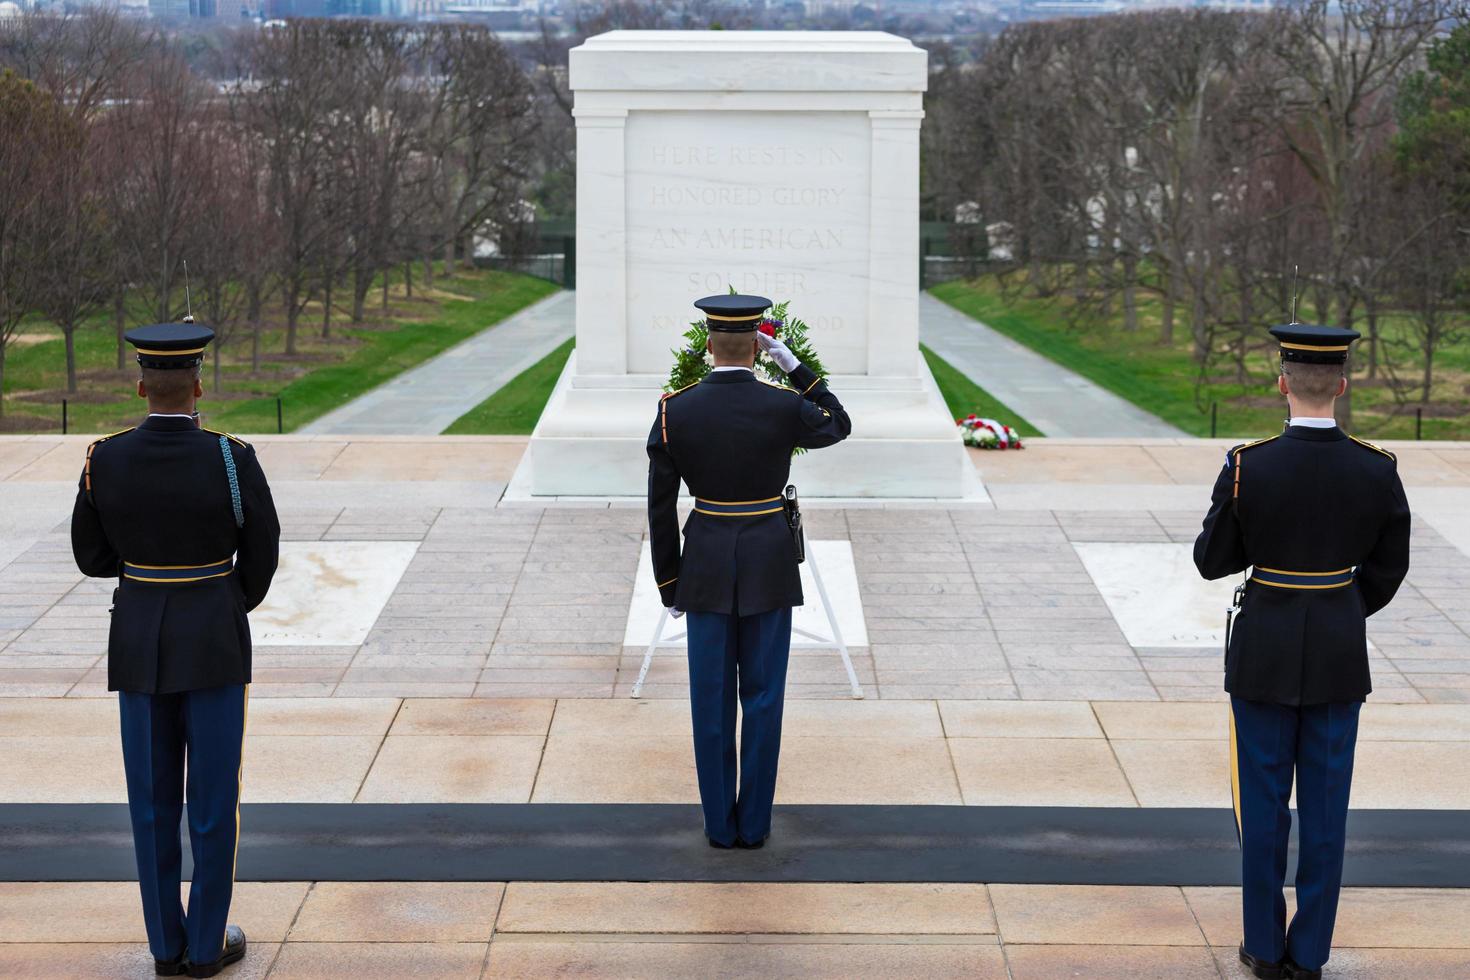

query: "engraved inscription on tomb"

left=625, top=111, right=871, bottom=374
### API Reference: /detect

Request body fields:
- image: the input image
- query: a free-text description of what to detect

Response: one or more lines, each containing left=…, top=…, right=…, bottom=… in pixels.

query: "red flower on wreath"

left=757, top=318, right=780, bottom=337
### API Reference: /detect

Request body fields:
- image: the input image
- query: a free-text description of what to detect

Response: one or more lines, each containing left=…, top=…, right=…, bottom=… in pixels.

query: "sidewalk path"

left=920, top=293, right=1184, bottom=437
left=301, top=290, right=574, bottom=435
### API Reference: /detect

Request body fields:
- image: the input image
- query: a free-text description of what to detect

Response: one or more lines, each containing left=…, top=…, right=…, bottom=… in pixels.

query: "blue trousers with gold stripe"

left=686, top=608, right=792, bottom=847
left=1230, top=696, right=1360, bottom=972
left=118, top=684, right=248, bottom=965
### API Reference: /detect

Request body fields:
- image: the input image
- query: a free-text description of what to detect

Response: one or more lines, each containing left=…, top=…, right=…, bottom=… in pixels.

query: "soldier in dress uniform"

left=1194, top=324, right=1410, bottom=980
left=647, top=293, right=851, bottom=849
left=71, top=322, right=280, bottom=978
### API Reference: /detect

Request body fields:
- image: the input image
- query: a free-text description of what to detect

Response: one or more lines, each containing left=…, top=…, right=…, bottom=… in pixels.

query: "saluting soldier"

left=71, top=322, right=280, bottom=979
left=1194, top=324, right=1410, bottom=980
left=647, top=294, right=851, bottom=849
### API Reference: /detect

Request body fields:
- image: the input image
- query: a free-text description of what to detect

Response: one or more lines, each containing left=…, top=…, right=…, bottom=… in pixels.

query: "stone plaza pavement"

left=2, top=434, right=1469, bottom=977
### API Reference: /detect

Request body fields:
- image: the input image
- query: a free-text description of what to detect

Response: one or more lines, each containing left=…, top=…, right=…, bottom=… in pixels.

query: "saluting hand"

left=756, top=332, right=800, bottom=373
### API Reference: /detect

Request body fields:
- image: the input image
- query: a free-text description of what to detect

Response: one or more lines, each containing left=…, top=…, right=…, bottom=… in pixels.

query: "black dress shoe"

left=1238, top=944, right=1285, bottom=980
left=154, top=950, right=187, bottom=976
left=188, top=925, right=246, bottom=978
left=707, top=837, right=734, bottom=849
left=734, top=837, right=766, bottom=849
left=1284, top=959, right=1321, bottom=980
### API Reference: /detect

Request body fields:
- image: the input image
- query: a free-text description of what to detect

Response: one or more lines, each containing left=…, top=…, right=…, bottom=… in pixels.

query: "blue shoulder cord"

left=219, top=436, right=244, bottom=528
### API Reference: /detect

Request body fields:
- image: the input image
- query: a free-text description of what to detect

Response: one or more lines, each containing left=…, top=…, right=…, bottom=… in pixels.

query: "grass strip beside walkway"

left=929, top=278, right=1215, bottom=436
left=1, top=269, right=557, bottom=434
left=443, top=337, right=574, bottom=435
left=211, top=274, right=558, bottom=433
left=921, top=344, right=1042, bottom=437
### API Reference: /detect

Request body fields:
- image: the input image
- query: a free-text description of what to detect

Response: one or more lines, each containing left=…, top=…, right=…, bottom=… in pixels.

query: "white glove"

left=757, top=332, right=800, bottom=373
left=670, top=607, right=684, bottom=619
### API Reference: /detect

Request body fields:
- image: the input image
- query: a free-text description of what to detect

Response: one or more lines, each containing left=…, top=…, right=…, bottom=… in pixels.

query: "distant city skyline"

left=10, top=0, right=1277, bottom=28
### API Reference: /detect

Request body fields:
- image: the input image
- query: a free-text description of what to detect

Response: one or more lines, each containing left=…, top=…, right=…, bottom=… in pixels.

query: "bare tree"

left=231, top=22, right=337, bottom=356
left=103, top=38, right=212, bottom=327
left=421, top=25, right=538, bottom=275
left=5, top=11, right=145, bottom=394
left=1267, top=0, right=1452, bottom=425
left=0, top=70, right=60, bottom=420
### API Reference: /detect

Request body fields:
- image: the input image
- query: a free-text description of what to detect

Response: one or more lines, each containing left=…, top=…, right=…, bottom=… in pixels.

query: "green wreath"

left=665, top=296, right=829, bottom=393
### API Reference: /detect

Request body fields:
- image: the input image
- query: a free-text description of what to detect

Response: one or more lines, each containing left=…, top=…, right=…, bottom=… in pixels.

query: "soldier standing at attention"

left=71, top=322, right=280, bottom=978
left=1194, top=324, right=1410, bottom=980
left=647, top=294, right=851, bottom=849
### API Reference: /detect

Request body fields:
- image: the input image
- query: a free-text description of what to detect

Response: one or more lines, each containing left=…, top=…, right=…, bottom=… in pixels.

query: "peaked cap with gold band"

left=125, top=321, right=215, bottom=369
left=1269, top=323, right=1360, bottom=365
left=694, top=293, right=772, bottom=333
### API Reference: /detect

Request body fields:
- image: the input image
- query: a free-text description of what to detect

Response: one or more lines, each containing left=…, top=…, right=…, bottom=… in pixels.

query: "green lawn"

left=443, top=337, right=573, bottom=435
left=1, top=269, right=558, bottom=434
left=929, top=278, right=1234, bottom=436
left=929, top=276, right=1470, bottom=440
left=921, top=344, right=1041, bottom=437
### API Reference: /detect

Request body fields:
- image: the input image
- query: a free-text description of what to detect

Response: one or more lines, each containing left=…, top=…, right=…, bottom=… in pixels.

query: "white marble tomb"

left=512, top=31, right=981, bottom=500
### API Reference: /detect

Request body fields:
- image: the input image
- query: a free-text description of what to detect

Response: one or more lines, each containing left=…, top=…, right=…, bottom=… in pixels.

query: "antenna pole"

left=182, top=261, right=194, bottom=323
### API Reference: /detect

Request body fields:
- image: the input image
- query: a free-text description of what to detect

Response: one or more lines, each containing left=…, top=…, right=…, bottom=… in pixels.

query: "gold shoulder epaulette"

left=1230, top=434, right=1278, bottom=460
left=84, top=427, right=134, bottom=497
left=88, top=426, right=135, bottom=450
left=661, top=381, right=697, bottom=401
left=1228, top=434, right=1277, bottom=500
left=1348, top=434, right=1396, bottom=462
left=202, top=427, right=250, bottom=449
left=758, top=378, right=797, bottom=394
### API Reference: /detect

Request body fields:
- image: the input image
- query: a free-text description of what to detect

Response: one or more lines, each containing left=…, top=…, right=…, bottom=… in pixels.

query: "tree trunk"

left=350, top=264, right=368, bottom=324
left=64, top=326, right=78, bottom=394
left=404, top=261, right=413, bottom=299
left=443, top=186, right=458, bottom=274
left=1190, top=289, right=1209, bottom=363
left=247, top=284, right=263, bottom=374
left=322, top=275, right=333, bottom=339
left=213, top=336, right=223, bottom=393
left=114, top=290, right=127, bottom=371
left=382, top=267, right=391, bottom=311
left=423, top=254, right=434, bottom=289
left=1121, top=256, right=1138, bottom=333
left=1365, top=302, right=1379, bottom=381
left=285, top=280, right=300, bottom=356
left=1160, top=273, right=1175, bottom=346
left=0, top=344, right=7, bottom=419
left=1422, top=335, right=1436, bottom=404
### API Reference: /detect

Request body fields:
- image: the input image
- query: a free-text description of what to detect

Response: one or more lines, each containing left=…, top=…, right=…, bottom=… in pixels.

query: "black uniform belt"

left=693, top=496, right=784, bottom=517
left=1249, top=566, right=1354, bottom=590
left=122, top=559, right=234, bottom=584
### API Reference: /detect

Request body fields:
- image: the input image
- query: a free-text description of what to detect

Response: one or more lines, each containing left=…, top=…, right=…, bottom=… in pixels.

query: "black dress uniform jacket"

left=71, top=415, right=281, bottom=694
left=1194, top=425, right=1410, bottom=705
left=647, top=363, right=850, bottom=616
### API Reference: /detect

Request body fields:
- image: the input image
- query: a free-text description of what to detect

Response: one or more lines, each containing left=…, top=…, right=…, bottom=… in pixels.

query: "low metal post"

left=1210, top=402, right=1217, bottom=438
left=62, top=399, right=68, bottom=435
left=1416, top=407, right=1423, bottom=441
left=276, top=397, right=283, bottom=434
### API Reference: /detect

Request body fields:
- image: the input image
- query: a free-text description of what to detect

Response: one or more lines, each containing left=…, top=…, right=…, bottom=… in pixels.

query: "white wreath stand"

left=631, top=545, right=864, bottom=699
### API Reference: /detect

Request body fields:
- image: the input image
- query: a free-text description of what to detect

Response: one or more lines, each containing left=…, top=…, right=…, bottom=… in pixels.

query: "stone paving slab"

left=3, top=438, right=1468, bottom=710
left=5, top=698, right=1469, bottom=810
left=2, top=881, right=1466, bottom=978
